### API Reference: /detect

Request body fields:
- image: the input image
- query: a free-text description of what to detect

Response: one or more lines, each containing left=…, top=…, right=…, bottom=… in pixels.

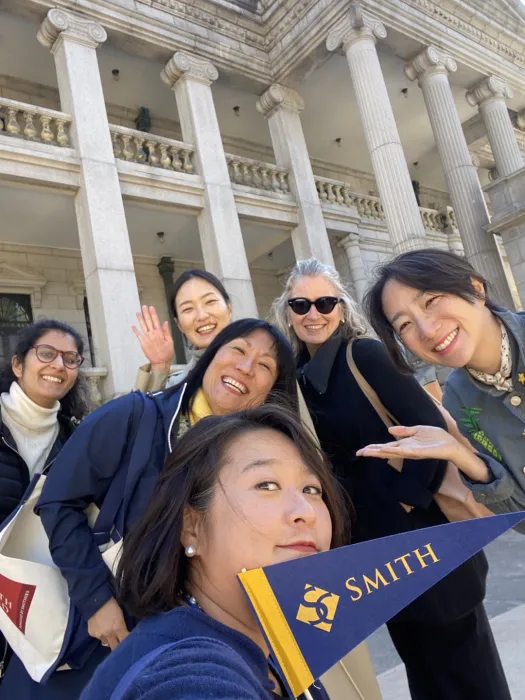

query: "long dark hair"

left=0, top=319, right=90, bottom=419
left=170, top=318, right=298, bottom=412
left=117, top=403, right=349, bottom=619
left=364, top=248, right=501, bottom=373
left=170, top=269, right=231, bottom=319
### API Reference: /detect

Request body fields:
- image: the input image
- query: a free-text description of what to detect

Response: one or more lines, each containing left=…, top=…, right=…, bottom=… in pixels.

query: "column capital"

left=37, top=9, right=107, bottom=51
left=256, top=84, right=304, bottom=119
left=161, top=52, right=219, bottom=88
left=339, top=233, right=360, bottom=251
left=516, top=109, right=525, bottom=131
left=466, top=76, right=513, bottom=108
left=405, top=46, right=457, bottom=83
left=326, top=2, right=386, bottom=53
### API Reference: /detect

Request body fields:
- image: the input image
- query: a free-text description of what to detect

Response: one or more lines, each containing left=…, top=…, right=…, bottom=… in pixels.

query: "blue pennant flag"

left=238, top=511, right=525, bottom=698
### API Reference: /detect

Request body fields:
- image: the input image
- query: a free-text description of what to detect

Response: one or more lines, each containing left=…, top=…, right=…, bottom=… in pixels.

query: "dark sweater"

left=298, top=336, right=488, bottom=624
left=80, top=606, right=328, bottom=700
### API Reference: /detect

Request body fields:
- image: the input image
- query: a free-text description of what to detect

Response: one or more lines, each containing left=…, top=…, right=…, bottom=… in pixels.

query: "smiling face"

left=382, top=277, right=496, bottom=369
left=12, top=330, right=80, bottom=408
left=288, top=275, right=344, bottom=354
left=202, top=329, right=279, bottom=415
left=185, top=427, right=332, bottom=590
left=175, top=277, right=232, bottom=349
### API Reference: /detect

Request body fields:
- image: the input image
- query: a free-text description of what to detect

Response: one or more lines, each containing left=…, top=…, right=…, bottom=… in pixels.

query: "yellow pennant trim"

left=239, top=567, right=315, bottom=698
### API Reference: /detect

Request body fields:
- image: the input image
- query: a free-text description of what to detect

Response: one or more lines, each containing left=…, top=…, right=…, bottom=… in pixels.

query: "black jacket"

left=0, top=412, right=76, bottom=526
left=298, top=335, right=488, bottom=625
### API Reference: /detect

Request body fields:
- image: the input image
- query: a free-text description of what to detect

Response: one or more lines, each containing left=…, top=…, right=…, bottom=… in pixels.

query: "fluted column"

left=326, top=2, right=426, bottom=254
left=256, top=85, right=334, bottom=265
left=405, top=47, right=513, bottom=307
left=161, top=52, right=257, bottom=318
left=339, top=234, right=366, bottom=303
left=466, top=76, right=524, bottom=177
left=38, top=9, right=144, bottom=397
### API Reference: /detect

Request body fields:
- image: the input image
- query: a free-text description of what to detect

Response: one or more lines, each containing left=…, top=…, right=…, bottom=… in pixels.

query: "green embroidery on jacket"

left=460, top=407, right=503, bottom=462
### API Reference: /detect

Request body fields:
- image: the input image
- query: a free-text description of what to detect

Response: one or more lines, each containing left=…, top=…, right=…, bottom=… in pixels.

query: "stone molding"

left=339, top=232, right=360, bottom=250
left=0, top=262, right=46, bottom=308
left=405, top=46, right=457, bottom=83
left=161, top=52, right=219, bottom=88
left=256, top=84, right=304, bottom=118
left=466, top=76, right=514, bottom=107
left=516, top=110, right=525, bottom=131
left=326, top=2, right=387, bottom=52
left=37, top=8, right=107, bottom=51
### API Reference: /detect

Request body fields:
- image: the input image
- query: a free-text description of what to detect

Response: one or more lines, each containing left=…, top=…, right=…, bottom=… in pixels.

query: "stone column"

left=339, top=234, right=366, bottom=303
left=326, top=3, right=426, bottom=254
left=161, top=52, right=257, bottom=319
left=466, top=76, right=524, bottom=178
left=37, top=9, right=144, bottom=396
left=256, top=85, right=334, bottom=265
left=157, top=257, right=186, bottom=363
left=405, top=46, right=513, bottom=307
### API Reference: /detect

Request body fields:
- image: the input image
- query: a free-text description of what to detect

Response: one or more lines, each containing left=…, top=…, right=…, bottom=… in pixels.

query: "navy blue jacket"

left=36, top=387, right=185, bottom=624
left=80, top=606, right=328, bottom=700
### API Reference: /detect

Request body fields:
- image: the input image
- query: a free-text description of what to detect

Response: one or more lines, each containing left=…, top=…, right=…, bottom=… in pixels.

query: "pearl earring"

left=185, top=544, right=196, bottom=558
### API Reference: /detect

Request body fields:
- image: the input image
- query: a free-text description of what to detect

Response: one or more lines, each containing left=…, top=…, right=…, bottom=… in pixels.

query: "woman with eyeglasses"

left=271, top=259, right=510, bottom=700
left=0, top=319, right=90, bottom=696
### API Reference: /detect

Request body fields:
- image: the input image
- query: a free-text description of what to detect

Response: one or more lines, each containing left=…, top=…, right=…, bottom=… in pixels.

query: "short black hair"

left=117, top=403, right=349, bottom=619
left=0, top=319, right=90, bottom=419
left=169, top=318, right=299, bottom=412
left=170, top=269, right=231, bottom=319
left=364, top=248, right=501, bottom=373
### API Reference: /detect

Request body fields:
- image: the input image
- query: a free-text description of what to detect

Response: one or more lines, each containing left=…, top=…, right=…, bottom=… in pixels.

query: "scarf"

left=177, top=388, right=213, bottom=439
left=467, top=319, right=513, bottom=392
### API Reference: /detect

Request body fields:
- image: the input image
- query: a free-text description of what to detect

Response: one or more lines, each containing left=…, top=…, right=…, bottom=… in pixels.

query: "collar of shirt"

left=298, top=329, right=343, bottom=395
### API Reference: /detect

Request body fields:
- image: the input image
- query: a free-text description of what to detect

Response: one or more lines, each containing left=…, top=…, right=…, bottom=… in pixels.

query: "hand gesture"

left=87, top=597, right=129, bottom=650
left=132, top=305, right=175, bottom=372
left=356, top=425, right=459, bottom=463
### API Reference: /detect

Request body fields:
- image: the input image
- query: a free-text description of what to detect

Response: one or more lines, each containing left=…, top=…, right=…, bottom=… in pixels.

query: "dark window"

left=0, top=294, right=33, bottom=364
left=83, top=297, right=95, bottom=366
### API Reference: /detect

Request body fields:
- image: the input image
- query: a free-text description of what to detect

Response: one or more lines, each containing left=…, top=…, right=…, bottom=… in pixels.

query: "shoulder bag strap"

left=297, top=381, right=320, bottom=447
left=346, top=341, right=399, bottom=428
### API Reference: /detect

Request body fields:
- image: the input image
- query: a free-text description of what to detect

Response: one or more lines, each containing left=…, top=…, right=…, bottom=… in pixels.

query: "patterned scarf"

left=467, top=319, right=513, bottom=392
left=176, top=388, right=213, bottom=439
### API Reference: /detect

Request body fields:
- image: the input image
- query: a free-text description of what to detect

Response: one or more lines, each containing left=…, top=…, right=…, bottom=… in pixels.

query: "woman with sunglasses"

left=271, top=259, right=509, bottom=700
left=0, top=319, right=90, bottom=695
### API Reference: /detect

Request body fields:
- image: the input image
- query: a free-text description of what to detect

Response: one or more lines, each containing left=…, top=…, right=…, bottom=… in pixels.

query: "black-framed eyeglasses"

left=287, top=297, right=342, bottom=316
left=32, top=345, right=84, bottom=369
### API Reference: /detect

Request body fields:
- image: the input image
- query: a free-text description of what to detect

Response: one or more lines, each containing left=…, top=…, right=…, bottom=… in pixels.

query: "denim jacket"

left=443, top=309, right=525, bottom=530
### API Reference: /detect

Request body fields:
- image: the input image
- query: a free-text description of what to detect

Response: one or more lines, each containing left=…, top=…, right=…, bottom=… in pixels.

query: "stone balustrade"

left=225, top=153, right=290, bottom=194
left=419, top=207, right=442, bottom=232
left=110, top=125, right=195, bottom=173
left=81, top=366, right=108, bottom=407
left=0, top=97, right=71, bottom=146
left=315, top=177, right=385, bottom=220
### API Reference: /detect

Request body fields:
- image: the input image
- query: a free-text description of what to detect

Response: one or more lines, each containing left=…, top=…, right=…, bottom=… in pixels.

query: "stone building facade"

left=0, top=0, right=524, bottom=398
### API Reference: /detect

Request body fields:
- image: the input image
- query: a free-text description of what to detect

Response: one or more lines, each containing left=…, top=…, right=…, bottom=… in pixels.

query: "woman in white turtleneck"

left=0, top=319, right=90, bottom=697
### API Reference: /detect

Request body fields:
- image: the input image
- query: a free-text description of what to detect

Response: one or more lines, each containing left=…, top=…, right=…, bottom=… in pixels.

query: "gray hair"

left=270, top=258, right=370, bottom=353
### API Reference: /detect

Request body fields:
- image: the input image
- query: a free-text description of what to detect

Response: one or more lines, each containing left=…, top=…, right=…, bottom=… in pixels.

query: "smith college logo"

left=296, top=583, right=340, bottom=633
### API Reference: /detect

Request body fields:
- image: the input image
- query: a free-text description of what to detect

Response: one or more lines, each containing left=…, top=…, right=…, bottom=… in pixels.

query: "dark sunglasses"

left=32, top=344, right=84, bottom=369
left=287, top=296, right=342, bottom=316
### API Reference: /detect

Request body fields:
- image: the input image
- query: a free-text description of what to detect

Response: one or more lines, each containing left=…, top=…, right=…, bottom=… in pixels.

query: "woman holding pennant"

left=363, top=248, right=525, bottom=521
left=80, top=404, right=346, bottom=700
left=270, top=258, right=510, bottom=700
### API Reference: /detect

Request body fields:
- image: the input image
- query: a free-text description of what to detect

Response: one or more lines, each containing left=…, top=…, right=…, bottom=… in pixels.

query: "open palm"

left=132, top=305, right=175, bottom=368
left=356, top=425, right=458, bottom=462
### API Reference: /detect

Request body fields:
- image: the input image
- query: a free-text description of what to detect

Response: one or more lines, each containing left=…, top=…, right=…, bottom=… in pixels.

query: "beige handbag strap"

left=346, top=341, right=399, bottom=428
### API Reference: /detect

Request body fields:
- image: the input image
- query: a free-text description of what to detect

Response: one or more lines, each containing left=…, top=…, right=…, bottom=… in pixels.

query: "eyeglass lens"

left=35, top=345, right=82, bottom=369
left=289, top=297, right=339, bottom=315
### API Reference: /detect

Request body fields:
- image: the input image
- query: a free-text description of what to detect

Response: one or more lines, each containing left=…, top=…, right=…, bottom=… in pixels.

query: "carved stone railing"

left=81, top=367, right=108, bottom=407
left=0, top=97, right=71, bottom=146
left=419, top=207, right=442, bottom=232
left=110, top=125, right=195, bottom=173
left=315, top=177, right=385, bottom=220
left=225, top=153, right=290, bottom=194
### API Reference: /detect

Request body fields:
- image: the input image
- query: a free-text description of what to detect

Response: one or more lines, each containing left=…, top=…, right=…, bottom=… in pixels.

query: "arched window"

left=0, top=294, right=33, bottom=364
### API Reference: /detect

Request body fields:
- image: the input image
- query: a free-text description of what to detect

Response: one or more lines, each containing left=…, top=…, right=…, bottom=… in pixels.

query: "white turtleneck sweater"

left=1, top=381, right=60, bottom=478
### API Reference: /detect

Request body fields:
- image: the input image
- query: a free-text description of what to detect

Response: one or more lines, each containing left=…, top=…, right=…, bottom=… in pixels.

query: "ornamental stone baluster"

left=38, top=8, right=144, bottom=396
left=257, top=85, right=334, bottom=265
left=327, top=2, right=427, bottom=254
left=405, top=47, right=513, bottom=307
left=40, top=115, right=54, bottom=142
left=466, top=77, right=524, bottom=178
left=161, top=52, right=257, bottom=317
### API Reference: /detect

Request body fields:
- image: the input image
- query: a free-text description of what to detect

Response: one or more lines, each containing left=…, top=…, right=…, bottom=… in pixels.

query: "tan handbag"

left=346, top=342, right=494, bottom=522
left=297, top=383, right=384, bottom=700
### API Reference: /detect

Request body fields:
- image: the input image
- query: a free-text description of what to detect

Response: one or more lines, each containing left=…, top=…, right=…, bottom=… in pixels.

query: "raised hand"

left=132, top=305, right=175, bottom=372
left=356, top=425, right=459, bottom=462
